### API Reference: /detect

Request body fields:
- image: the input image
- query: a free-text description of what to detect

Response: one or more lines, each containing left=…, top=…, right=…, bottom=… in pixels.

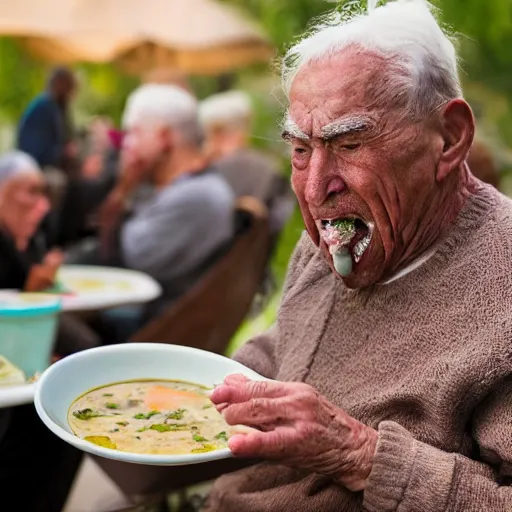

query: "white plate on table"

left=0, top=382, right=37, bottom=408
left=57, top=265, right=162, bottom=311
left=35, top=343, right=268, bottom=466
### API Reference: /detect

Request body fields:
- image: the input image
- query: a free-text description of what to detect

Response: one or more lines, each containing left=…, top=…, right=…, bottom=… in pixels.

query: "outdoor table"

left=0, top=265, right=162, bottom=409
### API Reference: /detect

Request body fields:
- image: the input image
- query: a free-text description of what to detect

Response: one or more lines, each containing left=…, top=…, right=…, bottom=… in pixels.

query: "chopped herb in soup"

left=68, top=380, right=232, bottom=455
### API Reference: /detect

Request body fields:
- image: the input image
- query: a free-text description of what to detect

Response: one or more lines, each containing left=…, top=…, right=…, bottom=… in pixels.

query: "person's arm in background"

left=17, top=101, right=63, bottom=168
left=120, top=181, right=233, bottom=282
left=24, top=249, right=63, bottom=292
left=97, top=156, right=145, bottom=264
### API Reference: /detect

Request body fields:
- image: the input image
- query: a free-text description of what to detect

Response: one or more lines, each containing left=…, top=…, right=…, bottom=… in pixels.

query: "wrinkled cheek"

left=292, top=176, right=320, bottom=247
left=297, top=196, right=320, bottom=247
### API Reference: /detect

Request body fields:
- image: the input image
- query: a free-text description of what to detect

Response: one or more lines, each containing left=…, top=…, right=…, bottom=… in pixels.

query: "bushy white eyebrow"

left=281, top=118, right=310, bottom=141
left=321, top=116, right=373, bottom=140
left=281, top=115, right=373, bottom=142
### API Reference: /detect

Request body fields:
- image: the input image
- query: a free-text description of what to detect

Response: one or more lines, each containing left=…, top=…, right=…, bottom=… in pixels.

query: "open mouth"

left=318, top=217, right=374, bottom=265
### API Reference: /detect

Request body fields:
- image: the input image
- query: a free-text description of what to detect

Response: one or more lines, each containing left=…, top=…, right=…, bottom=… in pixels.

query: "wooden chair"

left=93, top=198, right=270, bottom=509
left=130, top=196, right=271, bottom=355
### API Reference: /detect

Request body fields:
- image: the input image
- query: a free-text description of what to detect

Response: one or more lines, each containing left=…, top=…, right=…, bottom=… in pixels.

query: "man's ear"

left=160, top=126, right=174, bottom=152
left=437, top=99, right=475, bottom=183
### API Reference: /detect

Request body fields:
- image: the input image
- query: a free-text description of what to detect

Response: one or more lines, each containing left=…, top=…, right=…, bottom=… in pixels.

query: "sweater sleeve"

left=363, top=378, right=512, bottom=512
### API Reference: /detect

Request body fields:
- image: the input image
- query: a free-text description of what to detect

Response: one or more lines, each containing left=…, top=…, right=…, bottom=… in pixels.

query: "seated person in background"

left=467, top=138, right=501, bottom=189
left=0, top=151, right=57, bottom=290
left=57, top=117, right=120, bottom=246
left=97, top=84, right=235, bottom=338
left=200, top=90, right=295, bottom=245
left=0, top=151, right=99, bottom=357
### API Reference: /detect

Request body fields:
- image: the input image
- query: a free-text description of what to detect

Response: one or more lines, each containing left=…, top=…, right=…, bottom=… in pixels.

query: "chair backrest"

left=130, top=197, right=270, bottom=355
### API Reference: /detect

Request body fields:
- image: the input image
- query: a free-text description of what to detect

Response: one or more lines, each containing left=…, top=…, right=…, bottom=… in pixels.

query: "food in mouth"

left=318, top=218, right=373, bottom=276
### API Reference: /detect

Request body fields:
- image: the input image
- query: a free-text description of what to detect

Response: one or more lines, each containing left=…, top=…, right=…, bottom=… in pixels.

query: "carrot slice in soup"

left=145, top=386, right=203, bottom=411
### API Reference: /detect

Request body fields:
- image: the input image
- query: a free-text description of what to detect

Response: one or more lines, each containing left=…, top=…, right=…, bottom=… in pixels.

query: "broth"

left=68, top=380, right=231, bottom=455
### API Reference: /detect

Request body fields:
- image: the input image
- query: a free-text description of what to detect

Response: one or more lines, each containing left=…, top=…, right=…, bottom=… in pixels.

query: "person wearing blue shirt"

left=17, top=67, right=77, bottom=171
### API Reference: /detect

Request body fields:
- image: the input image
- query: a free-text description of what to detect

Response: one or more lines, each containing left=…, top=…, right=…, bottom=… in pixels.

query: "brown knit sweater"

left=207, top=184, right=512, bottom=511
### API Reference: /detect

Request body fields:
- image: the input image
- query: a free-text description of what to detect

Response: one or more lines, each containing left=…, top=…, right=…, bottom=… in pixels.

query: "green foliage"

left=73, top=63, right=139, bottom=126
left=221, top=0, right=332, bottom=52
left=0, top=39, right=138, bottom=128
left=0, top=38, right=45, bottom=120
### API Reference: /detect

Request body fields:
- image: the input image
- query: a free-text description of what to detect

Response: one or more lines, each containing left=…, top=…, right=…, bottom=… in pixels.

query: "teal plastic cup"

left=0, top=294, right=61, bottom=378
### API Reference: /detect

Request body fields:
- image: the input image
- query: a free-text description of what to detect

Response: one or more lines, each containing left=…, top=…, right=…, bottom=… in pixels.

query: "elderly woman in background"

left=0, top=150, right=99, bottom=357
left=202, top=1, right=512, bottom=511
left=0, top=151, right=60, bottom=290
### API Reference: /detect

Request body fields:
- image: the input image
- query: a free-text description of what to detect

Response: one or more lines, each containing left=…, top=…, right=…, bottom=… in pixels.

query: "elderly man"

left=202, top=1, right=512, bottom=511
left=96, top=84, right=235, bottom=338
left=200, top=90, right=295, bottom=243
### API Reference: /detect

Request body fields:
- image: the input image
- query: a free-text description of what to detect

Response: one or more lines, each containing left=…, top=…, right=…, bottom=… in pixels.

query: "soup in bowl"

left=35, top=343, right=268, bottom=466
left=69, top=379, right=232, bottom=455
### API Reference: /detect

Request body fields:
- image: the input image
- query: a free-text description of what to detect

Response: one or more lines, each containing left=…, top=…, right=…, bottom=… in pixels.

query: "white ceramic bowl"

left=34, top=343, right=267, bottom=466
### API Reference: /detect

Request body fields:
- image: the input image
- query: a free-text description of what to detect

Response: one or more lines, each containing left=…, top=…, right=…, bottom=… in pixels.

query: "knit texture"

left=207, top=184, right=512, bottom=511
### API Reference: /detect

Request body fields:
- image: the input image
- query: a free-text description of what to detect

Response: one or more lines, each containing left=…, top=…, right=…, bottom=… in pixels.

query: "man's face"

left=121, top=119, right=171, bottom=180
left=287, top=49, right=443, bottom=288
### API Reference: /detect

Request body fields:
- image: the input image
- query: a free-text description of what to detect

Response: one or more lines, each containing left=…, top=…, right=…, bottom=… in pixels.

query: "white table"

left=57, top=265, right=162, bottom=312
left=0, top=266, right=162, bottom=408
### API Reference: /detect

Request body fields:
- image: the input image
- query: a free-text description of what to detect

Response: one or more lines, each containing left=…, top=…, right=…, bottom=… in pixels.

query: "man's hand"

left=210, top=374, right=378, bottom=492
left=117, top=152, right=147, bottom=196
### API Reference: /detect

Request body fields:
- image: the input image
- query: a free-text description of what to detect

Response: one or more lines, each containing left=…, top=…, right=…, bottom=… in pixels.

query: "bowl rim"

left=34, top=343, right=266, bottom=465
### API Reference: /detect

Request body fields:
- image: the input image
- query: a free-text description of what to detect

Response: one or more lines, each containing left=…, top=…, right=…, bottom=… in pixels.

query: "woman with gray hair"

left=0, top=150, right=57, bottom=290
left=0, top=150, right=100, bottom=357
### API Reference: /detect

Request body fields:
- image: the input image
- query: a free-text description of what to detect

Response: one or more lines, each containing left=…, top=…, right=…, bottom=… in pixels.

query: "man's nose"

left=304, top=152, right=346, bottom=207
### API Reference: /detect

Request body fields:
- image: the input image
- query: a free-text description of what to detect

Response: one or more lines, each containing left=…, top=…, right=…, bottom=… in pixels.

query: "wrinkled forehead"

left=287, top=49, right=397, bottom=138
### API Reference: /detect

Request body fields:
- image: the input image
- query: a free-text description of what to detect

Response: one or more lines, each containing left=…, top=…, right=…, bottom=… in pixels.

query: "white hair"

left=282, top=0, right=462, bottom=119
left=122, top=84, right=203, bottom=146
left=0, top=151, right=40, bottom=186
left=199, top=91, right=253, bottom=130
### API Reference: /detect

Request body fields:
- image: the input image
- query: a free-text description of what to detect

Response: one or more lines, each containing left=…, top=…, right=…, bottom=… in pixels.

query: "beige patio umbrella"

left=0, top=0, right=274, bottom=75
